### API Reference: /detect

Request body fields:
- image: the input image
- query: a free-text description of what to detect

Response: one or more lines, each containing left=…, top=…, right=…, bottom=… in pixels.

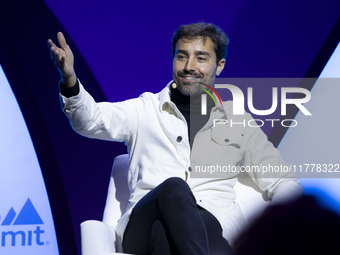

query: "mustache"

left=177, top=71, right=203, bottom=78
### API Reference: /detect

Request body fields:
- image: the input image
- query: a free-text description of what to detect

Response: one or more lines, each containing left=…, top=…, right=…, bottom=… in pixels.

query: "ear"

left=216, top=58, right=226, bottom=76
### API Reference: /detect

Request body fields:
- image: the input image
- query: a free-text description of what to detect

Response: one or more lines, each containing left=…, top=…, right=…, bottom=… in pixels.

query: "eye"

left=197, top=57, right=207, bottom=62
left=176, top=54, right=186, bottom=60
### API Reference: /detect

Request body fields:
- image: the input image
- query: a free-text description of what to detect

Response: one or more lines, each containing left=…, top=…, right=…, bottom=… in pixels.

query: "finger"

left=50, top=46, right=58, bottom=59
left=56, top=50, right=63, bottom=63
left=54, top=51, right=59, bottom=61
left=53, top=50, right=61, bottom=66
left=59, top=55, right=65, bottom=67
left=47, top=39, right=54, bottom=49
left=48, top=39, right=60, bottom=52
left=48, top=39, right=59, bottom=58
left=55, top=53, right=65, bottom=70
left=50, top=47, right=55, bottom=59
left=51, top=48, right=60, bottom=64
left=57, top=32, right=68, bottom=50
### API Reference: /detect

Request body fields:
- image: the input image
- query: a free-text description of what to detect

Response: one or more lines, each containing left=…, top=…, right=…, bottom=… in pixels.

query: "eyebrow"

left=176, top=50, right=211, bottom=58
left=195, top=51, right=211, bottom=57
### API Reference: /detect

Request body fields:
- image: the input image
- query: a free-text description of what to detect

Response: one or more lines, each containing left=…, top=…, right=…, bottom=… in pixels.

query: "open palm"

left=48, top=32, right=76, bottom=87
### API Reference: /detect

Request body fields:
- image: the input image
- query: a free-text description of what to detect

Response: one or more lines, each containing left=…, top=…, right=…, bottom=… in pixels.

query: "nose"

left=184, top=56, right=196, bottom=72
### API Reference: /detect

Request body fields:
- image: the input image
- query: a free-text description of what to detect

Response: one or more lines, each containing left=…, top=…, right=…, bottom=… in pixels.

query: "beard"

left=177, top=80, right=202, bottom=96
left=174, top=71, right=203, bottom=96
left=174, top=71, right=215, bottom=96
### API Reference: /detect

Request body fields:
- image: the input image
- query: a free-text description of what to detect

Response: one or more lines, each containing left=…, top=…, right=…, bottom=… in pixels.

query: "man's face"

left=172, top=37, right=225, bottom=96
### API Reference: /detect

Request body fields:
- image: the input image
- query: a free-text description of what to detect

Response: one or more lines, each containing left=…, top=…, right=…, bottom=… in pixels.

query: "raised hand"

left=48, top=32, right=77, bottom=87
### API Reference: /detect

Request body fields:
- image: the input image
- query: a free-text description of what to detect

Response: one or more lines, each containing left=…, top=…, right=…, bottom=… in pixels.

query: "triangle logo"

left=12, top=198, right=44, bottom=225
left=1, top=207, right=17, bottom=226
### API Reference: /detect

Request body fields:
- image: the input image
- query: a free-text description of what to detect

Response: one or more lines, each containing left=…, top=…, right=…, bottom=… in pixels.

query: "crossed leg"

left=122, top=177, right=233, bottom=255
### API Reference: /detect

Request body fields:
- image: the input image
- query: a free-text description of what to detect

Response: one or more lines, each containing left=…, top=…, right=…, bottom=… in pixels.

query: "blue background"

left=0, top=0, right=339, bottom=254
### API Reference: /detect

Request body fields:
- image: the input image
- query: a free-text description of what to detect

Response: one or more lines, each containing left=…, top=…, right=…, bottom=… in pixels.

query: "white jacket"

left=60, top=80, right=304, bottom=245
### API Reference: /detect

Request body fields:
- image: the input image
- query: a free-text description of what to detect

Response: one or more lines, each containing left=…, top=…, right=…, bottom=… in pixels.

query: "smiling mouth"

left=182, top=77, right=196, bottom=80
left=180, top=76, right=201, bottom=81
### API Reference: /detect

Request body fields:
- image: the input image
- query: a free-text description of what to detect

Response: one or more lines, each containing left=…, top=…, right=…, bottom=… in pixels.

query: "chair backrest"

left=102, top=154, right=270, bottom=228
left=102, top=154, right=130, bottom=226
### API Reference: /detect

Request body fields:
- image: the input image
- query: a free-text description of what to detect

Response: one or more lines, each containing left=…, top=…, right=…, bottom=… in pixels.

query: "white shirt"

left=60, top=80, right=304, bottom=245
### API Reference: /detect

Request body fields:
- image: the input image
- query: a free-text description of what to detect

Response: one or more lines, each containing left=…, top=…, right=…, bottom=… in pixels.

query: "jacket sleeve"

left=59, top=79, right=141, bottom=143
left=241, top=113, right=304, bottom=205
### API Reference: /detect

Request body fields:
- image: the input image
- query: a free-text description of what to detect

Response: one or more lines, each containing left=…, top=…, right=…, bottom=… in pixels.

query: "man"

left=48, top=22, right=304, bottom=255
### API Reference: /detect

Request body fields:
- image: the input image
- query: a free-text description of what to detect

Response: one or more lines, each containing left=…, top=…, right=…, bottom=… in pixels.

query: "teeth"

left=184, top=77, right=195, bottom=80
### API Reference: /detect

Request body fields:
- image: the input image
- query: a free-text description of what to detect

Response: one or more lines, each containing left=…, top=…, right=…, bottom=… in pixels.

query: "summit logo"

left=1, top=198, right=45, bottom=247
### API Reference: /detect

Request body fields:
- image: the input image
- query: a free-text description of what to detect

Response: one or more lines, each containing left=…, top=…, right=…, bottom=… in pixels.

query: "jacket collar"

left=158, top=80, right=174, bottom=112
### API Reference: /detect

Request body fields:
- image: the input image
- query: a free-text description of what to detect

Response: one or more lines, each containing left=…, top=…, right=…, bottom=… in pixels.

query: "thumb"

left=57, top=32, right=68, bottom=50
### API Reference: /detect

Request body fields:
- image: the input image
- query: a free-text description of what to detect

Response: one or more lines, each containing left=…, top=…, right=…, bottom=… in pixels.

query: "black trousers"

left=122, top=177, right=234, bottom=255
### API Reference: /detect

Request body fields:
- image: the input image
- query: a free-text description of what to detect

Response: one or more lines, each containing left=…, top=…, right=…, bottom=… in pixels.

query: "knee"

left=162, top=177, right=190, bottom=192
left=158, top=177, right=194, bottom=201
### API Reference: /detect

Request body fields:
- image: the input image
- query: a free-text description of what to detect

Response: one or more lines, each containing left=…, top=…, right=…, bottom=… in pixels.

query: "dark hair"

left=171, top=22, right=229, bottom=64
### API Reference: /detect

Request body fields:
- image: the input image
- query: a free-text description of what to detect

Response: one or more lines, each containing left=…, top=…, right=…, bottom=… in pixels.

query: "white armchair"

left=80, top=154, right=270, bottom=255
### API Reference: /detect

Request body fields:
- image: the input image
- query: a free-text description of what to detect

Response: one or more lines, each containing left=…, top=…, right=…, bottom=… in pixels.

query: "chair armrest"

left=80, top=220, right=117, bottom=255
left=80, top=220, right=134, bottom=255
